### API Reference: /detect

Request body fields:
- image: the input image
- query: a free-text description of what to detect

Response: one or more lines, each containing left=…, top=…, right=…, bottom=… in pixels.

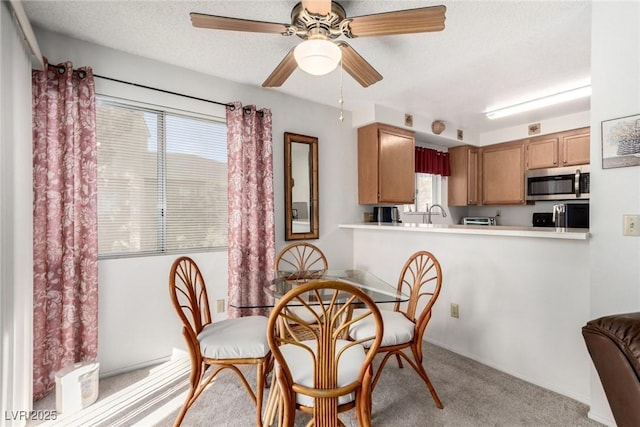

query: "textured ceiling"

left=22, top=0, right=592, bottom=139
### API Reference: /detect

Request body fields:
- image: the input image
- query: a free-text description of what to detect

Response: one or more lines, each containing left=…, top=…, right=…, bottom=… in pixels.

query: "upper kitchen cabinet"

left=358, top=123, right=415, bottom=204
left=526, top=134, right=559, bottom=169
left=560, top=127, right=590, bottom=166
left=526, top=127, right=590, bottom=170
left=448, top=145, right=479, bottom=206
left=482, top=141, right=526, bottom=205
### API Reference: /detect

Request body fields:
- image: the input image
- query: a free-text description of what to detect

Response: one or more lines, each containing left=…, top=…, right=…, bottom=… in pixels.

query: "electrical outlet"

left=495, top=209, right=501, bottom=217
left=216, top=299, right=225, bottom=313
left=623, top=215, right=640, bottom=236
left=450, top=303, right=459, bottom=318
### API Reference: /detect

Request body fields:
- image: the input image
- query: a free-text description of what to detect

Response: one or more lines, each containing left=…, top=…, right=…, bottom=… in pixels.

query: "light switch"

left=623, top=215, right=640, bottom=236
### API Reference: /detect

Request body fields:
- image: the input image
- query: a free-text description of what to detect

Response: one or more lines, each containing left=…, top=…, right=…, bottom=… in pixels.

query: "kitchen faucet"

left=426, top=204, right=447, bottom=224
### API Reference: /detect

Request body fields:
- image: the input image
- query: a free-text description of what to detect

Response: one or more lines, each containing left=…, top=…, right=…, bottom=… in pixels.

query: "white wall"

left=1, top=3, right=35, bottom=422
left=352, top=103, right=477, bottom=148
left=350, top=229, right=592, bottom=403
left=34, top=28, right=366, bottom=376
left=479, top=110, right=590, bottom=146
left=587, top=1, right=640, bottom=424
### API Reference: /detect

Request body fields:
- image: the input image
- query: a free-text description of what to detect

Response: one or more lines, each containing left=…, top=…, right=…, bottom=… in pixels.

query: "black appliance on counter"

left=532, top=203, right=589, bottom=228
left=553, top=203, right=589, bottom=228
left=372, top=206, right=401, bottom=223
left=532, top=212, right=555, bottom=227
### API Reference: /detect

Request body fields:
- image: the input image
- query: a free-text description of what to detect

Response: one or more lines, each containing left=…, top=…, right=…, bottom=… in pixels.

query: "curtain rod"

left=93, top=74, right=234, bottom=109
left=47, top=63, right=89, bottom=79
left=43, top=68, right=230, bottom=108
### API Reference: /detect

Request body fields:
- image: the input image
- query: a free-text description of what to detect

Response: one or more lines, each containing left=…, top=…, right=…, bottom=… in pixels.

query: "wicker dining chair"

left=267, top=280, right=383, bottom=427
left=349, top=250, right=444, bottom=409
left=274, top=242, right=328, bottom=279
left=169, top=256, right=272, bottom=426
left=274, top=242, right=330, bottom=329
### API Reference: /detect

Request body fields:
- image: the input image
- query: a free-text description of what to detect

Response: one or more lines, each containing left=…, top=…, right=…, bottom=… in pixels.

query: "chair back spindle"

left=275, top=242, right=328, bottom=279
left=170, top=257, right=212, bottom=337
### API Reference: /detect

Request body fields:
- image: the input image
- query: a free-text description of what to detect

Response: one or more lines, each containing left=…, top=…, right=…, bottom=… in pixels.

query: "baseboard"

left=423, top=337, right=590, bottom=405
left=99, top=355, right=173, bottom=379
left=587, top=409, right=615, bottom=427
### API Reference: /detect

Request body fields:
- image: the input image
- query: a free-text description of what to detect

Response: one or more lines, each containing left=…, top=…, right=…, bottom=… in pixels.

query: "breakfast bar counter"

left=341, top=220, right=592, bottom=408
left=339, top=222, right=590, bottom=240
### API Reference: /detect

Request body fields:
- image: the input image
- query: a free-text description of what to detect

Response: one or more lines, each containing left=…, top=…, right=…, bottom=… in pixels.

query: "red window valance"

left=415, top=147, right=451, bottom=176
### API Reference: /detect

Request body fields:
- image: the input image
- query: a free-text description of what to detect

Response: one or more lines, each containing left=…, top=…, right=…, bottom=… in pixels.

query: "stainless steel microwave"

left=525, top=165, right=590, bottom=201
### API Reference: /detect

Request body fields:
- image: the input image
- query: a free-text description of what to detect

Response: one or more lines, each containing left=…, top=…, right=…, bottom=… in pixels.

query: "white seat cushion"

left=197, top=315, right=269, bottom=359
left=349, top=308, right=414, bottom=348
left=279, top=339, right=366, bottom=407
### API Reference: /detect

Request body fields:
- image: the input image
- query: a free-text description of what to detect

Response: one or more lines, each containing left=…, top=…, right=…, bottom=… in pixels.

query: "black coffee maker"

left=372, top=206, right=401, bottom=223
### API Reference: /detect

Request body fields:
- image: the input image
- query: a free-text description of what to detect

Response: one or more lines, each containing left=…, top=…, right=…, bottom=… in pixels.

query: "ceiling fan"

left=190, top=1, right=446, bottom=88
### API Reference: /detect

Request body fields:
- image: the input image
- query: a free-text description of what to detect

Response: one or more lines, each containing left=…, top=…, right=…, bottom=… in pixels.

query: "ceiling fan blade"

left=347, top=5, right=446, bottom=37
left=262, top=48, right=298, bottom=87
left=337, top=42, right=382, bottom=88
left=190, top=13, right=290, bottom=34
left=301, top=0, right=332, bottom=15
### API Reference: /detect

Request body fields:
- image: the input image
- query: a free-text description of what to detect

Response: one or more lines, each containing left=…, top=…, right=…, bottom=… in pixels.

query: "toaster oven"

left=462, top=217, right=496, bottom=226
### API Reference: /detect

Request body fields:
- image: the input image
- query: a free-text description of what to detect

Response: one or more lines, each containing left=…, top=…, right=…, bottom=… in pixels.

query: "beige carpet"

left=32, top=342, right=603, bottom=427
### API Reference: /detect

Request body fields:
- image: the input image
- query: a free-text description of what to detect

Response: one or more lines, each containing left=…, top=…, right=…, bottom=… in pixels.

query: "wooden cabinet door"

left=527, top=135, right=559, bottom=169
left=357, top=125, right=379, bottom=204
left=468, top=148, right=479, bottom=205
left=482, top=142, right=525, bottom=205
left=358, top=123, right=415, bottom=204
left=448, top=145, right=478, bottom=206
left=526, top=127, right=590, bottom=170
left=378, top=127, right=415, bottom=204
left=561, top=127, right=590, bottom=166
left=448, top=146, right=468, bottom=206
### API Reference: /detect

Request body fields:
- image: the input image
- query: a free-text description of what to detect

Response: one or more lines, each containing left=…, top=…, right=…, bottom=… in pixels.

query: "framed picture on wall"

left=601, top=113, right=640, bottom=169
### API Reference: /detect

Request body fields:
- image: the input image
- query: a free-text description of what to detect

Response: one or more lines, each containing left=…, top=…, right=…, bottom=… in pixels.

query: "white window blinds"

left=96, top=98, right=228, bottom=257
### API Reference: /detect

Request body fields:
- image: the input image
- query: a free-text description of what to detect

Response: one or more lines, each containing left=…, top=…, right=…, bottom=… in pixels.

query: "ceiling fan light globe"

left=294, top=40, right=341, bottom=76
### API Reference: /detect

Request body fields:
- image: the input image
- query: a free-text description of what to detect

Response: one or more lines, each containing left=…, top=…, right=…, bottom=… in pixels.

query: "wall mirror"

left=284, top=132, right=318, bottom=241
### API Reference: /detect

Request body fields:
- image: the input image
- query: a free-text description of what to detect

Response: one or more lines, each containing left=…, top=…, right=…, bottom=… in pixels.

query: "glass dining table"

left=229, top=268, right=409, bottom=309
left=229, top=269, right=408, bottom=427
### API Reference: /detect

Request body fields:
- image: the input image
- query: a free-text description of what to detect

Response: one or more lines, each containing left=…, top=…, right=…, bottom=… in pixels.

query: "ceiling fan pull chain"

left=338, top=59, right=344, bottom=121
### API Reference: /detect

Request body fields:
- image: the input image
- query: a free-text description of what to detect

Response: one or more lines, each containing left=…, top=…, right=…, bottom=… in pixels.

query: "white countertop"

left=339, top=222, right=590, bottom=240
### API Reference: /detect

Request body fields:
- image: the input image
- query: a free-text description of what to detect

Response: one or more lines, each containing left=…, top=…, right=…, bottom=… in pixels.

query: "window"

left=96, top=98, right=228, bottom=258
left=404, top=173, right=442, bottom=213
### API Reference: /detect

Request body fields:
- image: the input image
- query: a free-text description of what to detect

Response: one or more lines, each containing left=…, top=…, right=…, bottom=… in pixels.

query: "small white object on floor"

left=55, top=362, right=100, bottom=414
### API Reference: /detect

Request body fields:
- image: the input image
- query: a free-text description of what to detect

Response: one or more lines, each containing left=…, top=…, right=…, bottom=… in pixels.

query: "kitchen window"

left=404, top=173, right=442, bottom=213
left=96, top=97, right=228, bottom=258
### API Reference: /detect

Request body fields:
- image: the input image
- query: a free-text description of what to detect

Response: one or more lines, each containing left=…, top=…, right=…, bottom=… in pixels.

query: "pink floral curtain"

left=415, top=146, right=451, bottom=176
left=32, top=61, right=98, bottom=400
left=226, top=102, right=275, bottom=317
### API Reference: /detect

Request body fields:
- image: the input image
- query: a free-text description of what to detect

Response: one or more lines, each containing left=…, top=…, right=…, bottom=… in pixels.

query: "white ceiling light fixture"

left=485, top=85, right=592, bottom=119
left=294, top=39, right=342, bottom=76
